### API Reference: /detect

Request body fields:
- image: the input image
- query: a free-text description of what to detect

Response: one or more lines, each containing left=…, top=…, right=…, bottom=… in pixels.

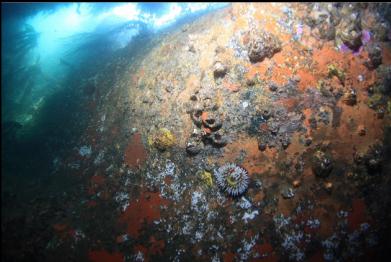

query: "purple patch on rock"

left=293, top=23, right=303, bottom=41
left=339, top=43, right=351, bottom=53
left=296, top=23, right=303, bottom=35
left=339, top=43, right=363, bottom=56
left=353, top=46, right=364, bottom=56
left=361, top=30, right=371, bottom=45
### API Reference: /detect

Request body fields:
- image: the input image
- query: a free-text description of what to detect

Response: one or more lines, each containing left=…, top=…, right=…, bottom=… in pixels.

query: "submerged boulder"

left=213, top=61, right=228, bottom=79
left=247, top=30, right=282, bottom=63
left=335, top=17, right=363, bottom=51
left=306, top=4, right=337, bottom=41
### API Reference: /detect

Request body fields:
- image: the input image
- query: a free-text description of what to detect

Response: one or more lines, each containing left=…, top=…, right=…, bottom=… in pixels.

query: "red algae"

left=118, top=192, right=169, bottom=238
left=308, top=250, right=325, bottom=262
left=52, top=223, right=76, bottom=240
left=217, top=136, right=279, bottom=176
left=253, top=243, right=273, bottom=256
left=91, top=175, right=105, bottom=185
left=124, top=132, right=148, bottom=169
left=297, top=69, right=317, bottom=92
left=348, top=198, right=368, bottom=232
left=382, top=44, right=391, bottom=65
left=251, top=242, right=279, bottom=262
left=223, top=79, right=241, bottom=92
left=313, top=43, right=346, bottom=75
left=246, top=62, right=268, bottom=81
left=86, top=200, right=97, bottom=207
left=148, top=236, right=165, bottom=256
left=53, top=223, right=68, bottom=232
left=87, top=175, right=106, bottom=196
left=223, top=252, right=235, bottom=262
left=164, top=176, right=172, bottom=185
left=201, top=111, right=208, bottom=122
left=277, top=97, right=299, bottom=112
left=88, top=250, right=124, bottom=262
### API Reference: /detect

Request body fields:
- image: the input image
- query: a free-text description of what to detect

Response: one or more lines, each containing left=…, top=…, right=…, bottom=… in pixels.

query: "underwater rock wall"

left=3, top=3, right=391, bottom=262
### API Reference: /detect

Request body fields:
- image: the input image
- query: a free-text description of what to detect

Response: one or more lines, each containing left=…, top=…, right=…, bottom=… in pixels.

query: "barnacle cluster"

left=214, top=163, right=249, bottom=197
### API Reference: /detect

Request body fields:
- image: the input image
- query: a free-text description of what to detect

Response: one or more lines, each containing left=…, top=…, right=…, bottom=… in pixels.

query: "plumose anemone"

left=214, top=163, right=249, bottom=197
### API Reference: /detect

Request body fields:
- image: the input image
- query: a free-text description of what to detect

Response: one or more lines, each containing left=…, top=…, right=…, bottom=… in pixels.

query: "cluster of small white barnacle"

left=214, top=163, right=249, bottom=197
